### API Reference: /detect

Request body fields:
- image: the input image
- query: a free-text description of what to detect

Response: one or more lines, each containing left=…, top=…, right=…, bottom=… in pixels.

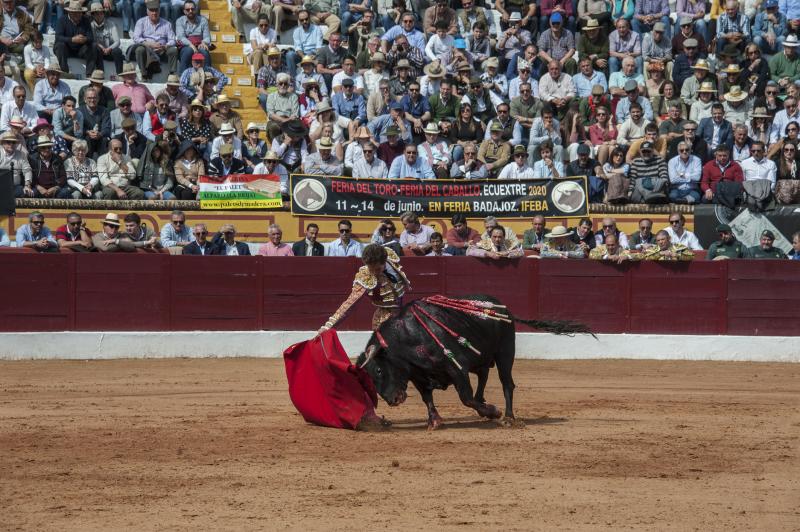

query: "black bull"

left=356, top=295, right=590, bottom=430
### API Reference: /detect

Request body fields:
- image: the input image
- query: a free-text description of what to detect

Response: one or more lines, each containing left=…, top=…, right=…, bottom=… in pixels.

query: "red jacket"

left=700, top=159, right=744, bottom=193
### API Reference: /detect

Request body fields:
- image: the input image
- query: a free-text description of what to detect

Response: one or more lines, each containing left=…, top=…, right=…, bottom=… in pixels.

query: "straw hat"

left=215, top=94, right=231, bottom=105
left=89, top=2, right=104, bottom=12
left=722, top=64, right=741, bottom=75
left=371, top=52, right=387, bottom=65
left=300, top=55, right=316, bottom=65
left=166, top=74, right=181, bottom=86
left=65, top=0, right=87, bottom=12
left=692, top=59, right=710, bottom=71
left=263, top=150, right=280, bottom=161
left=725, top=86, right=748, bottom=102
left=546, top=226, right=574, bottom=238
left=102, top=213, right=121, bottom=227
left=36, top=135, right=54, bottom=148
left=218, top=122, right=236, bottom=135
left=698, top=81, right=717, bottom=93
left=584, top=18, right=600, bottom=30
left=190, top=98, right=207, bottom=110
left=0, top=131, right=18, bottom=142
left=316, top=99, right=332, bottom=113
left=88, top=70, right=105, bottom=82
left=423, top=60, right=445, bottom=78
left=423, top=123, right=440, bottom=135
left=395, top=59, right=411, bottom=70
left=354, top=126, right=372, bottom=140
left=246, top=122, right=260, bottom=132
left=45, top=62, right=64, bottom=75
left=784, top=35, right=800, bottom=47
left=316, top=136, right=334, bottom=150
left=120, top=62, right=138, bottom=76
left=751, top=106, right=770, bottom=118
left=219, top=143, right=234, bottom=155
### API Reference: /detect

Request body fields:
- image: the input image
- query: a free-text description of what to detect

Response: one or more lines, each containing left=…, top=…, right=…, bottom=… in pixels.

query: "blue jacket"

left=697, top=117, right=733, bottom=158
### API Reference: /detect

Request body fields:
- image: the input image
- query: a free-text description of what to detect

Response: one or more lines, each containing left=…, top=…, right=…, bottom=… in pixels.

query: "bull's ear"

left=360, top=344, right=378, bottom=368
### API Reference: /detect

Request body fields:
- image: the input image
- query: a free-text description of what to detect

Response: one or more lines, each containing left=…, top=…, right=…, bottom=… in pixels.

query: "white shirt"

left=769, top=108, right=800, bottom=145
left=225, top=241, right=240, bottom=255
left=508, top=76, right=539, bottom=100
left=332, top=72, right=365, bottom=92
left=594, top=231, right=630, bottom=249
left=664, top=227, right=703, bottom=250
left=0, top=78, right=19, bottom=108
left=498, top=162, right=535, bottom=179
left=739, top=156, right=777, bottom=191
left=0, top=100, right=38, bottom=132
left=245, top=26, right=277, bottom=54
left=538, top=73, right=576, bottom=102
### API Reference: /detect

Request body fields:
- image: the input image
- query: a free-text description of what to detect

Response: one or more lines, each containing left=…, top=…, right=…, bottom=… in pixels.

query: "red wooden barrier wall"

left=0, top=254, right=798, bottom=335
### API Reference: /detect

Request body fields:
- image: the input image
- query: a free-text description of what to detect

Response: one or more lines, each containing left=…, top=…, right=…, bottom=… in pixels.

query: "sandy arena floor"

left=1, top=358, right=798, bottom=531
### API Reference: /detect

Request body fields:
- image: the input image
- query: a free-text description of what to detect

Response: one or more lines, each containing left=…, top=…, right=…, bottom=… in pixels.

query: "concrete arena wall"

left=1, top=331, right=798, bottom=362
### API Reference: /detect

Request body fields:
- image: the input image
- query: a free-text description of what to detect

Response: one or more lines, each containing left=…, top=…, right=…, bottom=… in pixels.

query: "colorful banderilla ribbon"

left=413, top=303, right=481, bottom=356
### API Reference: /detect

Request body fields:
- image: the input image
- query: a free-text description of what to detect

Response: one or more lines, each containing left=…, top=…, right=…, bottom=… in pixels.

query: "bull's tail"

left=509, top=314, right=596, bottom=338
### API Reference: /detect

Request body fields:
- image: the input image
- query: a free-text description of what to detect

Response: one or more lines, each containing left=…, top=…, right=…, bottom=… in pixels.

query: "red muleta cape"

left=283, top=329, right=378, bottom=430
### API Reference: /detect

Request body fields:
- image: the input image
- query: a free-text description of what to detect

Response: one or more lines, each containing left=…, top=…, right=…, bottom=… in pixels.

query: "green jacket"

left=429, top=93, right=460, bottom=123
left=577, top=32, right=609, bottom=62
left=768, top=52, right=800, bottom=85
left=707, top=239, right=746, bottom=260
left=746, top=245, right=787, bottom=259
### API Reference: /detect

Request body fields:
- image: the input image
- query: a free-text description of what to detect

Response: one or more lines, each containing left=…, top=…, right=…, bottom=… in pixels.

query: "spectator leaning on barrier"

left=55, top=212, right=93, bottom=252
left=444, top=213, right=479, bottom=255
left=16, top=210, right=57, bottom=252
left=121, top=212, right=162, bottom=249
left=211, top=223, right=251, bottom=256
left=91, top=212, right=136, bottom=252
left=746, top=229, right=787, bottom=259
left=292, top=223, right=325, bottom=256
left=467, top=224, right=524, bottom=259
left=258, top=223, right=295, bottom=256
left=789, top=231, right=800, bottom=260
left=589, top=233, right=634, bottom=263
left=160, top=209, right=191, bottom=250
left=426, top=231, right=452, bottom=256
left=537, top=226, right=586, bottom=259
left=183, top=223, right=213, bottom=255
left=640, top=229, right=694, bottom=260
left=663, top=212, right=703, bottom=250
left=706, top=223, right=747, bottom=260
left=327, top=219, right=363, bottom=257
left=399, top=211, right=434, bottom=256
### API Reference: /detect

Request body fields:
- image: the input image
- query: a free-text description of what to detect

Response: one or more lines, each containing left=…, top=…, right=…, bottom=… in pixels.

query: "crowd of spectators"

left=1, top=0, right=800, bottom=208
left=5, top=209, right=799, bottom=260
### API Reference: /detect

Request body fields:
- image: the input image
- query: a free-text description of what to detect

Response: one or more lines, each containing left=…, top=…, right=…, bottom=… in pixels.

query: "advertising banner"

left=199, top=174, right=283, bottom=209
left=290, top=175, right=589, bottom=218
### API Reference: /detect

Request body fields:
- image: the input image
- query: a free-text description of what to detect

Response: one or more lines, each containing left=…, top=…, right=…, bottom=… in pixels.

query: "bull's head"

left=356, top=342, right=408, bottom=406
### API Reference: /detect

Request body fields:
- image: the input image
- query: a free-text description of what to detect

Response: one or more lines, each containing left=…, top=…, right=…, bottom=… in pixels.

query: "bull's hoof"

left=498, top=417, right=526, bottom=429
left=427, top=413, right=444, bottom=431
left=356, top=412, right=392, bottom=431
left=477, top=403, right=502, bottom=419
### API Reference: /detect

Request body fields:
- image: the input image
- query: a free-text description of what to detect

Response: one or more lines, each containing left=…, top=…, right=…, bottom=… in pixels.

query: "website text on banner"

left=290, top=175, right=590, bottom=218
left=199, top=174, right=283, bottom=210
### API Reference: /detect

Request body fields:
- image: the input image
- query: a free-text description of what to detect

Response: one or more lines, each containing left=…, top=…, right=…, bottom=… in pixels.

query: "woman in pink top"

left=588, top=105, right=618, bottom=164
left=258, top=223, right=295, bottom=256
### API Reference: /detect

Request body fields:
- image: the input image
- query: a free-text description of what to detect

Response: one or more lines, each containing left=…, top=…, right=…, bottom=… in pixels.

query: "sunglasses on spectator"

left=298, top=17, right=308, bottom=22
left=603, top=224, right=614, bottom=229
left=784, top=147, right=796, bottom=152
left=405, top=150, right=417, bottom=155
left=195, top=231, right=207, bottom=236
left=669, top=220, right=681, bottom=224
left=679, top=148, right=689, bottom=152
left=31, top=220, right=44, bottom=224
left=766, top=90, right=778, bottom=95
left=339, top=228, right=351, bottom=233
left=173, top=220, right=185, bottom=225
left=751, top=148, right=764, bottom=153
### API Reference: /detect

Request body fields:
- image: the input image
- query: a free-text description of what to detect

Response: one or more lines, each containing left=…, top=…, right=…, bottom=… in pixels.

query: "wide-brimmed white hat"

left=546, top=226, right=574, bottom=238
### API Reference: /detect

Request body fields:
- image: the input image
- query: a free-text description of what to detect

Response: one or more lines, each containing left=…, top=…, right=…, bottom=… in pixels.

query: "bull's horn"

left=360, top=344, right=377, bottom=368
